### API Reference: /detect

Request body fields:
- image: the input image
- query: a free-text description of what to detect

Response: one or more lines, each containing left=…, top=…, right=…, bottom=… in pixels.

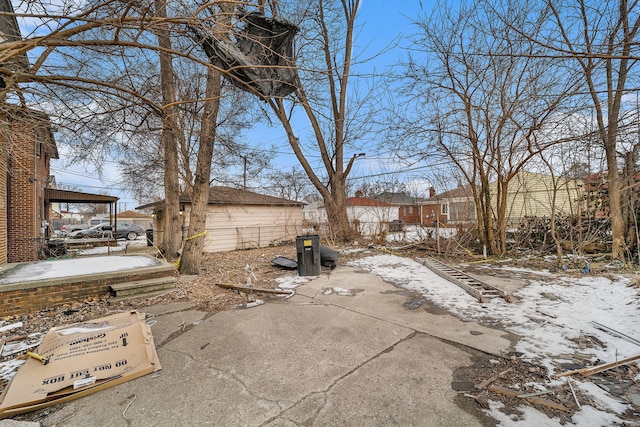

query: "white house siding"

left=305, top=204, right=398, bottom=236
left=302, top=202, right=325, bottom=225
left=348, top=206, right=399, bottom=235
left=448, top=198, right=476, bottom=223
left=195, top=205, right=303, bottom=252
left=495, top=172, right=582, bottom=222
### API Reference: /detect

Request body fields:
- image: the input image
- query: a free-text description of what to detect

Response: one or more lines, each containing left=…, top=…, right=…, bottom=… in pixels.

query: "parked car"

left=60, top=224, right=89, bottom=236
left=70, top=223, right=145, bottom=240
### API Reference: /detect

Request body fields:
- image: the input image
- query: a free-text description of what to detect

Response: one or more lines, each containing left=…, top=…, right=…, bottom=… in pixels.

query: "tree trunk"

left=154, top=0, right=181, bottom=259
left=325, top=175, right=352, bottom=242
left=179, top=67, right=222, bottom=275
left=263, top=1, right=360, bottom=243
left=607, top=158, right=625, bottom=259
left=179, top=2, right=231, bottom=274
left=496, top=180, right=509, bottom=255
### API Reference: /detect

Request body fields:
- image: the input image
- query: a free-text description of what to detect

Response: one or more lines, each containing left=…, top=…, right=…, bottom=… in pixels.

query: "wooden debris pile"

left=460, top=352, right=640, bottom=423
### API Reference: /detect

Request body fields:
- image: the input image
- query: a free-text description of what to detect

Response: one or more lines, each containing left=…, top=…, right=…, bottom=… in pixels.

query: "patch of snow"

left=276, top=275, right=310, bottom=289
left=74, top=236, right=149, bottom=256
left=486, top=400, right=625, bottom=426
left=485, top=400, right=564, bottom=426
left=349, top=255, right=640, bottom=371
left=0, top=359, right=25, bottom=385
left=576, top=382, right=630, bottom=414
left=569, top=405, right=625, bottom=426
left=332, top=287, right=353, bottom=296
left=340, top=247, right=370, bottom=255
left=386, top=225, right=459, bottom=244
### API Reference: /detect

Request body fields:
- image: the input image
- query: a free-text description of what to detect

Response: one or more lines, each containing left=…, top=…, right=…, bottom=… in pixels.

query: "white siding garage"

left=138, top=186, right=304, bottom=252
left=200, top=204, right=303, bottom=252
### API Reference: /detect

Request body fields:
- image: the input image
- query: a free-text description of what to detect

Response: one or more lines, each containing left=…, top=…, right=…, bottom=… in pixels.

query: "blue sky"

left=49, top=1, right=428, bottom=210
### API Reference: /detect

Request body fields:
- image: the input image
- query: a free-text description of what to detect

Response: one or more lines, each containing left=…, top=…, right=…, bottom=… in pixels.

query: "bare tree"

left=398, top=0, right=577, bottom=255
left=261, top=0, right=372, bottom=242
left=515, top=0, right=640, bottom=260
left=153, top=0, right=182, bottom=259
left=264, top=166, right=315, bottom=202
left=1, top=0, right=268, bottom=266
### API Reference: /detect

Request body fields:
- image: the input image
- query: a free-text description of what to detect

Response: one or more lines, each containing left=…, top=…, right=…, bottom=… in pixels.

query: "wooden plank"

left=475, top=368, right=513, bottom=390
left=488, top=385, right=569, bottom=412
left=556, top=353, right=640, bottom=378
left=525, top=397, right=569, bottom=412
left=488, top=385, right=519, bottom=397
left=215, top=283, right=294, bottom=295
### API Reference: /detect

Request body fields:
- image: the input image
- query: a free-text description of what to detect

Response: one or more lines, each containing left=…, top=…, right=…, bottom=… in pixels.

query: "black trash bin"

left=146, top=228, right=153, bottom=246
left=296, top=235, right=320, bottom=276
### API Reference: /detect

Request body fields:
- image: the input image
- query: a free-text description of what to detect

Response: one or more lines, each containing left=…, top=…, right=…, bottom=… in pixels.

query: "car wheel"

left=126, top=231, right=137, bottom=240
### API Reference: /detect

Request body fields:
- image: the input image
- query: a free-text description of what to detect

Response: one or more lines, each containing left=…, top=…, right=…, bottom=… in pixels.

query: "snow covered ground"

left=348, top=253, right=639, bottom=426
left=386, top=225, right=459, bottom=243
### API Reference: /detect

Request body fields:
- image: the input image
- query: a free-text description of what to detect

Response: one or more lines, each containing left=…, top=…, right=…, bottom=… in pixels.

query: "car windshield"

left=89, top=224, right=110, bottom=230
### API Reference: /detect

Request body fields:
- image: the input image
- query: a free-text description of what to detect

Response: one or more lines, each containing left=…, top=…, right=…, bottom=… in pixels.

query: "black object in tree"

left=193, top=12, right=299, bottom=98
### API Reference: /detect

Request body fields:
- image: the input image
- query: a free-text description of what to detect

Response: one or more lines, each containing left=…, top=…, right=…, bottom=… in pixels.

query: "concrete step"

left=110, top=277, right=177, bottom=297
left=108, top=288, right=179, bottom=304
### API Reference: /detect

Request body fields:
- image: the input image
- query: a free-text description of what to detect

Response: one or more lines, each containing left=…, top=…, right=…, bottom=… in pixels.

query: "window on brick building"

left=35, top=128, right=46, bottom=158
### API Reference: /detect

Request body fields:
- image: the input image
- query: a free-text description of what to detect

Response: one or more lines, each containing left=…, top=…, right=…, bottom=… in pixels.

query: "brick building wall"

left=0, top=267, right=174, bottom=316
left=0, top=281, right=111, bottom=317
left=0, top=144, right=6, bottom=265
left=398, top=205, right=421, bottom=225
left=1, top=108, right=56, bottom=264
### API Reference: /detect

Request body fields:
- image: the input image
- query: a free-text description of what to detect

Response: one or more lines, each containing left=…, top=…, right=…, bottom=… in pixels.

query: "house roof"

left=118, top=209, right=152, bottom=218
left=2, top=105, right=59, bottom=159
left=371, top=191, right=425, bottom=205
left=136, top=186, right=304, bottom=210
left=422, top=186, right=472, bottom=203
left=347, top=196, right=393, bottom=207
left=0, top=0, right=29, bottom=70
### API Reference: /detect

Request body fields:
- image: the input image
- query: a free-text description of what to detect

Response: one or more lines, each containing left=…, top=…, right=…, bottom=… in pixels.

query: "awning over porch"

left=44, top=188, right=119, bottom=204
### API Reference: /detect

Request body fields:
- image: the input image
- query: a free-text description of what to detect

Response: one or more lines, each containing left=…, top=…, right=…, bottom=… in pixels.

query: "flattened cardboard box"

left=0, top=310, right=161, bottom=418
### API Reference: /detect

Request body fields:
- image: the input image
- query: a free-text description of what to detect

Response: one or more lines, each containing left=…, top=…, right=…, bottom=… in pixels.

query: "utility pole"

left=243, top=156, right=247, bottom=191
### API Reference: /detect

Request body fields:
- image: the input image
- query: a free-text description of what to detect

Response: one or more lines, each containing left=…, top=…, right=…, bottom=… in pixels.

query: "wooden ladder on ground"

left=415, top=257, right=511, bottom=303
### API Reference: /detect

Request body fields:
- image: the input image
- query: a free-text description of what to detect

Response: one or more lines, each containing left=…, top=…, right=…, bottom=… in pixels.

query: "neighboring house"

left=346, top=195, right=399, bottom=235
left=118, top=210, right=153, bottom=229
left=0, top=0, right=120, bottom=263
left=137, top=186, right=304, bottom=252
left=492, top=171, right=583, bottom=222
left=302, top=200, right=324, bottom=227
left=302, top=193, right=399, bottom=236
left=0, top=106, right=59, bottom=264
left=420, top=186, right=475, bottom=226
left=420, top=172, right=584, bottom=227
left=0, top=0, right=58, bottom=264
left=370, top=191, right=426, bottom=225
